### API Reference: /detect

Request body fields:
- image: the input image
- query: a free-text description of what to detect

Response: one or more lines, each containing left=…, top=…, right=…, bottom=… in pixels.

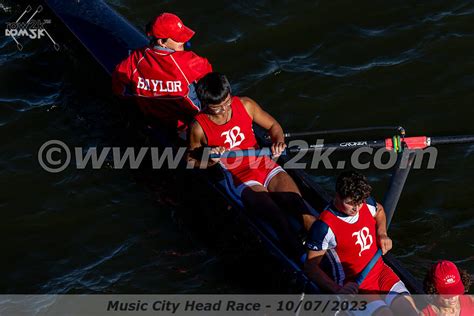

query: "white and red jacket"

left=112, top=46, right=212, bottom=126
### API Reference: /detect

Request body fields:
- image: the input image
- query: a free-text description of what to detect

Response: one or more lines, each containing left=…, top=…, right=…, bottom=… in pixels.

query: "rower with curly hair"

left=304, top=171, right=418, bottom=315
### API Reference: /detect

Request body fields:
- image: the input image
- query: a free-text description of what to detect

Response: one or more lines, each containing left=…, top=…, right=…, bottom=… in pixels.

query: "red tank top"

left=194, top=96, right=260, bottom=172
left=421, top=295, right=474, bottom=316
left=320, top=204, right=378, bottom=280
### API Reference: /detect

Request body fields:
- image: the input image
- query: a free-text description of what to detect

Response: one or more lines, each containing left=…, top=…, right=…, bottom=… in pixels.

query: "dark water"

left=1, top=0, right=473, bottom=294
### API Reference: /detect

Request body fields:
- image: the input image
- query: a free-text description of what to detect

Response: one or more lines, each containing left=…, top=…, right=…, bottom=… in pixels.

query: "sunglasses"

left=207, top=96, right=232, bottom=114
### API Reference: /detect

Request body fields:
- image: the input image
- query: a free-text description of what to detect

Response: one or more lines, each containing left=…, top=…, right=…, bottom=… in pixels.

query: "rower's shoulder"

left=189, top=119, right=207, bottom=145
left=238, top=96, right=258, bottom=112
left=173, top=50, right=210, bottom=63
left=118, top=46, right=153, bottom=66
left=306, top=219, right=334, bottom=251
left=239, top=96, right=255, bottom=105
left=365, top=196, right=378, bottom=216
left=309, top=218, right=331, bottom=235
left=132, top=46, right=151, bottom=56
left=115, top=46, right=146, bottom=65
left=365, top=196, right=377, bottom=207
left=189, top=118, right=204, bottom=133
left=174, top=50, right=202, bottom=57
left=173, top=51, right=213, bottom=78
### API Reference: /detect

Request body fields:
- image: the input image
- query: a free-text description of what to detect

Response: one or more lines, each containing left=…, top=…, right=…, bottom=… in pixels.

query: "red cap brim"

left=170, top=25, right=195, bottom=43
left=437, top=281, right=465, bottom=296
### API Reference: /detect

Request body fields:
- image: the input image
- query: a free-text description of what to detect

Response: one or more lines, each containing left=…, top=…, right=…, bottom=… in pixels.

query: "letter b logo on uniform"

left=352, top=227, right=373, bottom=256
left=221, top=126, right=245, bottom=149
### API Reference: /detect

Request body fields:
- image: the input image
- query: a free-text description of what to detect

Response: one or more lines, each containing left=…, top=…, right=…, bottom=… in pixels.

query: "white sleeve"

left=322, top=227, right=337, bottom=249
left=366, top=197, right=378, bottom=217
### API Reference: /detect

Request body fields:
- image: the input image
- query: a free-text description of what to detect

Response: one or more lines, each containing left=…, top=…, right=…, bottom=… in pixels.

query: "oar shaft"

left=304, top=140, right=386, bottom=152
left=429, top=135, right=474, bottom=146
left=209, top=140, right=387, bottom=158
left=383, top=152, right=416, bottom=226
left=208, top=135, right=474, bottom=158
left=284, top=126, right=405, bottom=138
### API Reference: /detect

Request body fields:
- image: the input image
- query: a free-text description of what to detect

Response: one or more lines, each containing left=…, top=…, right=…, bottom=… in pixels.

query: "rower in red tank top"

left=318, top=201, right=379, bottom=281
left=194, top=96, right=282, bottom=193
left=304, top=171, right=418, bottom=316
left=188, top=72, right=317, bottom=260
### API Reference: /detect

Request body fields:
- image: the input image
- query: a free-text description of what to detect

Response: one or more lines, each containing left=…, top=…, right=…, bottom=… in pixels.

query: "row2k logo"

left=5, top=5, right=60, bottom=51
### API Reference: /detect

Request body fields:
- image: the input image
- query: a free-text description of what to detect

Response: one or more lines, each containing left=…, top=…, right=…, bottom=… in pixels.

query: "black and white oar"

left=209, top=135, right=474, bottom=159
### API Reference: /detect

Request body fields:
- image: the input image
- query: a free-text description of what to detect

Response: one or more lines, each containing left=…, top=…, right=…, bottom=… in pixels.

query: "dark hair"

left=196, top=72, right=231, bottom=108
left=423, top=267, right=471, bottom=294
left=145, top=22, right=167, bottom=45
left=335, top=171, right=372, bottom=204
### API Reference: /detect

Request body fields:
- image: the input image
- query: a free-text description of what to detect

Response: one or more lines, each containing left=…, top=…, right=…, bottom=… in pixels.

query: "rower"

left=304, top=171, right=418, bottom=315
left=187, top=72, right=317, bottom=260
left=421, top=260, right=473, bottom=316
left=112, top=13, right=212, bottom=130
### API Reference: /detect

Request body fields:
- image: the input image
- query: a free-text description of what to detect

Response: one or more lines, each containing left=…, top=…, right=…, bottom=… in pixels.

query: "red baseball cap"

left=431, top=260, right=465, bottom=295
left=148, top=13, right=195, bottom=43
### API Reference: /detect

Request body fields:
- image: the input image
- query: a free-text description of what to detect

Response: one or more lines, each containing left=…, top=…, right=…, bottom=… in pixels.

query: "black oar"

left=355, top=133, right=474, bottom=286
left=283, top=126, right=405, bottom=138
left=209, top=135, right=474, bottom=158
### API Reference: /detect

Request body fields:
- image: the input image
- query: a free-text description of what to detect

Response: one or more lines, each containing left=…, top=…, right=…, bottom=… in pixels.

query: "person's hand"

left=209, top=146, right=226, bottom=164
left=377, top=233, right=392, bottom=255
left=336, top=282, right=359, bottom=294
left=271, top=142, right=286, bottom=159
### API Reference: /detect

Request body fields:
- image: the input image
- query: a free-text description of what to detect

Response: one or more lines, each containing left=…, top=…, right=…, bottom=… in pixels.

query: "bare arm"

left=374, top=202, right=392, bottom=254
left=304, top=250, right=340, bottom=293
left=304, top=250, right=359, bottom=294
left=240, top=97, right=286, bottom=157
left=186, top=121, right=224, bottom=168
left=240, top=96, right=284, bottom=142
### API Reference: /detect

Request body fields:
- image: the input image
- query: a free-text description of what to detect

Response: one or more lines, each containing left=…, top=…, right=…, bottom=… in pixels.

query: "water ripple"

left=40, top=238, right=138, bottom=293
left=464, top=145, right=474, bottom=158
left=421, top=2, right=474, bottom=23
left=0, top=45, right=36, bottom=66
left=220, top=30, right=244, bottom=44
left=353, top=26, right=390, bottom=38
left=0, top=93, right=60, bottom=113
left=261, top=45, right=421, bottom=78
